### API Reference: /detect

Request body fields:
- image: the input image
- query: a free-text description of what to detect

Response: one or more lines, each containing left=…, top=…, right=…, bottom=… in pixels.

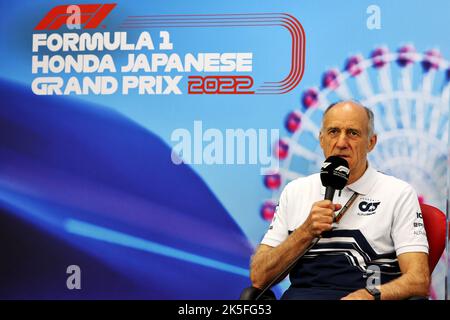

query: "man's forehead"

left=322, top=104, right=369, bottom=129
left=322, top=118, right=365, bottom=130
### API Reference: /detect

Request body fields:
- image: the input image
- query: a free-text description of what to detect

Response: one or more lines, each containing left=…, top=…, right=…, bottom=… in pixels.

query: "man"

left=250, top=100, right=430, bottom=300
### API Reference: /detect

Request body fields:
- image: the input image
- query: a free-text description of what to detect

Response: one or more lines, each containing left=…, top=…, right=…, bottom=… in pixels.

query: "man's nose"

left=336, top=132, right=349, bottom=148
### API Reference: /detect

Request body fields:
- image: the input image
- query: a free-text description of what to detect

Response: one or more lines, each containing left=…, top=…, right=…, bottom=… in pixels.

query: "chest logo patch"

left=357, top=199, right=381, bottom=216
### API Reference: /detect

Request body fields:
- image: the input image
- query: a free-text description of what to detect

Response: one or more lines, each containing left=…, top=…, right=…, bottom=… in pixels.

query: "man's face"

left=319, top=102, right=377, bottom=183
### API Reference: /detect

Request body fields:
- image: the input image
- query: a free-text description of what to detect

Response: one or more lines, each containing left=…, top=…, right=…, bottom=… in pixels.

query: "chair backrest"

left=420, top=203, right=447, bottom=273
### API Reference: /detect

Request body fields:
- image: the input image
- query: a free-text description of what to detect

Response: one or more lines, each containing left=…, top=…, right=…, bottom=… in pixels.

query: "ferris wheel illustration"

left=261, top=44, right=449, bottom=221
left=260, top=44, right=449, bottom=299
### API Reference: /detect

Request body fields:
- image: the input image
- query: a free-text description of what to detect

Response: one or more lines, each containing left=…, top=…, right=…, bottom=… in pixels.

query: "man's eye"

left=349, top=130, right=359, bottom=136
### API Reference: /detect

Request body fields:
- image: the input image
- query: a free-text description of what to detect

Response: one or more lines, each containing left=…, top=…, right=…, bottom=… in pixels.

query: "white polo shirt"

left=262, top=165, right=428, bottom=293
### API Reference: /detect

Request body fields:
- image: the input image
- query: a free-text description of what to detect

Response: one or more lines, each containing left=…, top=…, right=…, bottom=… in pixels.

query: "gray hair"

left=322, top=100, right=375, bottom=137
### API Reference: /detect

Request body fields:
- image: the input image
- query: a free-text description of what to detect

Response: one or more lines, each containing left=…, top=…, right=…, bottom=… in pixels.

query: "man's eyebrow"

left=324, top=127, right=362, bottom=133
left=346, top=128, right=362, bottom=132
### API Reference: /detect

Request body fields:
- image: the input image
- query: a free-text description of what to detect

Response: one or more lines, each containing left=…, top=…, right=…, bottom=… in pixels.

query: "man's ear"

left=368, top=134, right=377, bottom=152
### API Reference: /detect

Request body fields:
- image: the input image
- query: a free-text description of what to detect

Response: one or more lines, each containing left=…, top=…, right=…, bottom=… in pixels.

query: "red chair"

left=420, top=203, right=447, bottom=272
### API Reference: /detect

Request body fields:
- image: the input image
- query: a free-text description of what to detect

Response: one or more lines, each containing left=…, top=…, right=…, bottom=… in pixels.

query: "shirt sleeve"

left=391, top=184, right=429, bottom=256
left=260, top=183, right=290, bottom=247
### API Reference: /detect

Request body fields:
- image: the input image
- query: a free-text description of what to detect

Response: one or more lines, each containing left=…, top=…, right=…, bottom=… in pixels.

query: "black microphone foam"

left=320, top=156, right=350, bottom=201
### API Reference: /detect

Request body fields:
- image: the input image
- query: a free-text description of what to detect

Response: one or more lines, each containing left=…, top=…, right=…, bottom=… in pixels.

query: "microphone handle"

left=324, top=186, right=335, bottom=201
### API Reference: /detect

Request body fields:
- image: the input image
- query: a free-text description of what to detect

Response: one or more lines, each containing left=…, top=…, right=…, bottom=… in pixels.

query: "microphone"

left=320, top=156, right=350, bottom=201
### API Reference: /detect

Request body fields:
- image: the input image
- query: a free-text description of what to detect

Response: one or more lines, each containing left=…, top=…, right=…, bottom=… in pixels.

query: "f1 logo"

left=322, top=162, right=331, bottom=168
left=335, top=165, right=350, bottom=175
left=35, top=3, right=116, bottom=30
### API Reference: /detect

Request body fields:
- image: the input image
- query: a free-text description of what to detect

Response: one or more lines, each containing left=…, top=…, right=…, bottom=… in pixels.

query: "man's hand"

left=300, top=200, right=342, bottom=238
left=340, top=288, right=374, bottom=300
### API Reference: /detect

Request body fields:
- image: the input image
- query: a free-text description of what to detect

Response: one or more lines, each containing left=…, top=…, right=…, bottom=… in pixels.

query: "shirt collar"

left=320, top=163, right=377, bottom=196
left=346, top=164, right=377, bottom=195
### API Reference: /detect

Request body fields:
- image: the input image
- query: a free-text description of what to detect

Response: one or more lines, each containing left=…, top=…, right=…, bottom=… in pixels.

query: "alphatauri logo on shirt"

left=357, top=198, right=381, bottom=216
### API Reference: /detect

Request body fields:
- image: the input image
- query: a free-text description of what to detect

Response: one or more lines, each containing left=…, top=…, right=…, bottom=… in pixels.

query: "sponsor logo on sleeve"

left=413, top=211, right=426, bottom=236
